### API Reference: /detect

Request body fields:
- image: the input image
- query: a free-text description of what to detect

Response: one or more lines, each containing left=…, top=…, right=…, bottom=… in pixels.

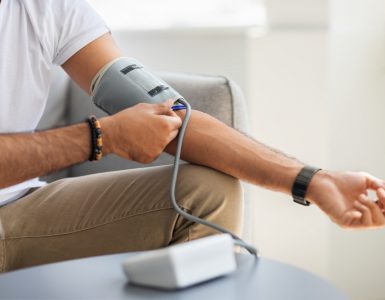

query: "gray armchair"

left=38, top=67, right=251, bottom=238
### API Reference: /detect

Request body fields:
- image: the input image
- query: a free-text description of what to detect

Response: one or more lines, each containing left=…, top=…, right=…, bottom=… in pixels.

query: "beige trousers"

left=0, top=164, right=243, bottom=272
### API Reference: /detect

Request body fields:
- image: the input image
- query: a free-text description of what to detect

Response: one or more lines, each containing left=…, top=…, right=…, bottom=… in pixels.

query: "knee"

left=176, top=164, right=244, bottom=236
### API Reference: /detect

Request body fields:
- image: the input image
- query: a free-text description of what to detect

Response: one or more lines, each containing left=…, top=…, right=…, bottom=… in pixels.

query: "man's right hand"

left=100, top=99, right=182, bottom=164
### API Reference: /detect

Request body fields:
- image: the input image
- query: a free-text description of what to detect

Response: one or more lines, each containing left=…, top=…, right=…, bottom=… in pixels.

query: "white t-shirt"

left=0, top=0, right=109, bottom=206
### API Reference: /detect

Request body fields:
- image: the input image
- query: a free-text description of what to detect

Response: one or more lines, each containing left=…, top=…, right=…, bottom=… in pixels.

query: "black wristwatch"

left=291, top=166, right=322, bottom=206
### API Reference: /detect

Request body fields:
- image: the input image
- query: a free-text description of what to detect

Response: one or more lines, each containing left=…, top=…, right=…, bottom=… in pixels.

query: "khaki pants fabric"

left=0, top=164, right=243, bottom=272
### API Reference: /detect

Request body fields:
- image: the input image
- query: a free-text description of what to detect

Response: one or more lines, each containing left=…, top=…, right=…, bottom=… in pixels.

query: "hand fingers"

left=156, top=115, right=182, bottom=134
left=353, top=197, right=373, bottom=226
left=358, top=194, right=385, bottom=226
left=168, top=129, right=180, bottom=141
left=363, top=172, right=385, bottom=190
left=376, top=188, right=385, bottom=214
left=376, top=200, right=384, bottom=211
left=153, top=99, right=175, bottom=114
left=341, top=210, right=362, bottom=228
left=165, top=109, right=179, bottom=118
left=377, top=188, right=385, bottom=205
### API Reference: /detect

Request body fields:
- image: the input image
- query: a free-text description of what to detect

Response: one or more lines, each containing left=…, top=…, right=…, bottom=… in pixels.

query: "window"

left=88, top=0, right=266, bottom=30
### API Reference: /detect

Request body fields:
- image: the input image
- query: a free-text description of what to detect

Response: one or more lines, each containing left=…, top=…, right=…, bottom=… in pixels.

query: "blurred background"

left=87, top=0, right=385, bottom=299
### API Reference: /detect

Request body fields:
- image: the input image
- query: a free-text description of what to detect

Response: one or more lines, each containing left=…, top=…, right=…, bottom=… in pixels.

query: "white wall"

left=329, top=1, right=385, bottom=299
left=243, top=0, right=332, bottom=282
left=266, top=0, right=328, bottom=27
left=253, top=2, right=385, bottom=299
left=247, top=30, right=331, bottom=279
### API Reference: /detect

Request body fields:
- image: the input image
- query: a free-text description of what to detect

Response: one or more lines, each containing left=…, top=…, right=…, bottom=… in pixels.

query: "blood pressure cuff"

left=91, top=57, right=184, bottom=115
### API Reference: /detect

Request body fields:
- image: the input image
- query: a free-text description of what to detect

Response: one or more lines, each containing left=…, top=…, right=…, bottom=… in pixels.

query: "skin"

left=1, top=33, right=385, bottom=230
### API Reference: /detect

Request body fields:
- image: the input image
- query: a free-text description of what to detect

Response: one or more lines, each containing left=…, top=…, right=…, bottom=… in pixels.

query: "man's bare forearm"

left=0, top=124, right=92, bottom=189
left=166, top=110, right=304, bottom=194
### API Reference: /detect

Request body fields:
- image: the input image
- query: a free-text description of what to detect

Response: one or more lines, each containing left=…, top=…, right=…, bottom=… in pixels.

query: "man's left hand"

left=308, top=171, right=385, bottom=229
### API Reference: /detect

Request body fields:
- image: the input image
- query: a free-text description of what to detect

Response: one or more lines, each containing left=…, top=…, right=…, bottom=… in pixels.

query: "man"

left=0, top=0, right=384, bottom=272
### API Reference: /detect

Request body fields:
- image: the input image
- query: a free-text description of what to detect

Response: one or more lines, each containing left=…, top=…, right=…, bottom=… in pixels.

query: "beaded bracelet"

left=86, top=115, right=103, bottom=161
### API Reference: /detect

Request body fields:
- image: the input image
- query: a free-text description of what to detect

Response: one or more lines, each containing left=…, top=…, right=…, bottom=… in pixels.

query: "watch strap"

left=292, top=166, right=322, bottom=206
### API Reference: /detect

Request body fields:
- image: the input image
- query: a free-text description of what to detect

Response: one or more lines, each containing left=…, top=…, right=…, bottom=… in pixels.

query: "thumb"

left=153, top=99, right=175, bottom=115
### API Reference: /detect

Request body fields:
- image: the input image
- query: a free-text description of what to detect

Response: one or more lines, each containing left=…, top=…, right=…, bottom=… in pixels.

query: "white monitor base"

left=122, top=234, right=236, bottom=289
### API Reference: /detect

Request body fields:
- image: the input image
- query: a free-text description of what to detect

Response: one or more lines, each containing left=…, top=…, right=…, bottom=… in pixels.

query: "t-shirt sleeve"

left=52, top=0, right=110, bottom=66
